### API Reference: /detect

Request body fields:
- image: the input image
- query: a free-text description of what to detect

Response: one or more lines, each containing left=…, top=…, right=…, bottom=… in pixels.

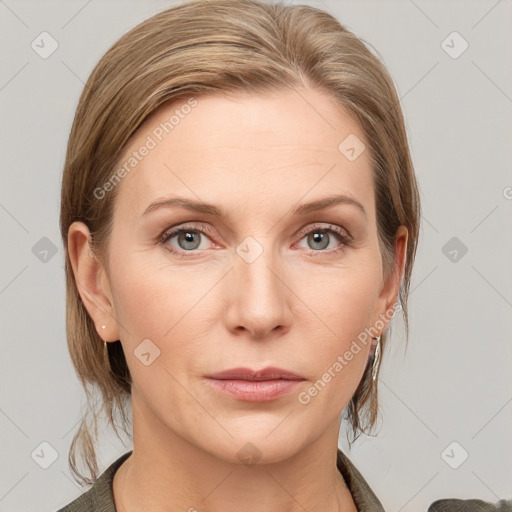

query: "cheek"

left=295, top=261, right=380, bottom=406
left=297, top=291, right=374, bottom=415
left=109, top=248, right=194, bottom=330
left=108, top=253, right=218, bottom=366
left=325, top=275, right=378, bottom=347
left=295, top=255, right=380, bottom=344
left=107, top=258, right=206, bottom=406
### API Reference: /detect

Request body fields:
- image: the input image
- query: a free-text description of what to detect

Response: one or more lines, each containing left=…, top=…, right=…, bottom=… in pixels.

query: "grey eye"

left=176, top=230, right=202, bottom=250
left=307, top=231, right=330, bottom=250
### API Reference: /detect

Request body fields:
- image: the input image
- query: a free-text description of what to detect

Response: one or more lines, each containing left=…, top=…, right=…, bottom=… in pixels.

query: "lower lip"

left=205, top=378, right=304, bottom=401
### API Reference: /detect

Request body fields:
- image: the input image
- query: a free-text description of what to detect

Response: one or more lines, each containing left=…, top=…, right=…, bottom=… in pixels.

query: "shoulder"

left=427, top=499, right=512, bottom=512
left=336, top=448, right=512, bottom=512
left=56, top=489, right=92, bottom=512
left=55, top=451, right=133, bottom=512
left=336, top=448, right=386, bottom=511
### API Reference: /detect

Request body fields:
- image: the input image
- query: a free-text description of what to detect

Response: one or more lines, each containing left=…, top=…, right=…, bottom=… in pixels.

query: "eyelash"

left=159, top=222, right=353, bottom=258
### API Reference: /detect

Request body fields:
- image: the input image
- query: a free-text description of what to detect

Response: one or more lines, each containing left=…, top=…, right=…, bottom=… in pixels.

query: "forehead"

left=112, top=88, right=375, bottom=222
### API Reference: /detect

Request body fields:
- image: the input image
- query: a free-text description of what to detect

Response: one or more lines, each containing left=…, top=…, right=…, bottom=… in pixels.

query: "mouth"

left=204, top=367, right=306, bottom=402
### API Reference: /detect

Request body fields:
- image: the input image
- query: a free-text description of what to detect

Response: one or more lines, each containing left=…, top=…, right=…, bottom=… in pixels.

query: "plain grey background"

left=1, top=0, right=511, bottom=511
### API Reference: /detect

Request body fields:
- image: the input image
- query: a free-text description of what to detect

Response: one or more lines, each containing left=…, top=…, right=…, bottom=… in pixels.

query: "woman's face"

left=81, top=87, right=406, bottom=464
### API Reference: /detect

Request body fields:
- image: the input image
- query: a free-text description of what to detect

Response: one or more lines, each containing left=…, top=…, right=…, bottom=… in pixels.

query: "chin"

left=196, top=427, right=309, bottom=467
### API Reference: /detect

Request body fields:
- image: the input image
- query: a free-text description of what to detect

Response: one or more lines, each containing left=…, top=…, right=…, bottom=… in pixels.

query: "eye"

left=160, top=223, right=216, bottom=256
left=159, top=222, right=353, bottom=258
left=295, top=223, right=353, bottom=256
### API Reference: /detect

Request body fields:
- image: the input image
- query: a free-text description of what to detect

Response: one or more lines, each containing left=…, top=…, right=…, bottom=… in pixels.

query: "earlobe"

left=67, top=221, right=119, bottom=342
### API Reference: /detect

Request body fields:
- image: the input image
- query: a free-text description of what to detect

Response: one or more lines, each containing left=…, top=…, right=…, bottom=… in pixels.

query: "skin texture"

left=68, top=87, right=407, bottom=512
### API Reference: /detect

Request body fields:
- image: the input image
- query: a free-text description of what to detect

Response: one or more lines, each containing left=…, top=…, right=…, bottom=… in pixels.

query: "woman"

left=56, top=0, right=500, bottom=510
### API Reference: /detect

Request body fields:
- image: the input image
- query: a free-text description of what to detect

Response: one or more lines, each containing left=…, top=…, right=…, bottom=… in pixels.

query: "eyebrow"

left=142, top=194, right=367, bottom=220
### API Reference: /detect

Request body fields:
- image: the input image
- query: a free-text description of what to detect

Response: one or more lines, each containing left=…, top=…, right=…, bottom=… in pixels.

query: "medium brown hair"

left=60, top=0, right=421, bottom=485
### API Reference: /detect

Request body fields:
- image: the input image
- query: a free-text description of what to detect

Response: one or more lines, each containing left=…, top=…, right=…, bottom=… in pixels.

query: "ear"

left=371, top=225, right=408, bottom=335
left=67, top=221, right=120, bottom=343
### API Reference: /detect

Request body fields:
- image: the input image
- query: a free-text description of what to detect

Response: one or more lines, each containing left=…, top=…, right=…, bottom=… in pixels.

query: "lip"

left=205, top=366, right=304, bottom=381
left=205, top=367, right=306, bottom=402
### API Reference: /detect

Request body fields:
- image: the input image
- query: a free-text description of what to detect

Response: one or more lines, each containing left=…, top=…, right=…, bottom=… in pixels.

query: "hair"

left=60, top=0, right=421, bottom=486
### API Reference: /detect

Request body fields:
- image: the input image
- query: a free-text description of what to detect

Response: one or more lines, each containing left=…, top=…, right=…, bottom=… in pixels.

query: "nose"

left=224, top=240, right=293, bottom=340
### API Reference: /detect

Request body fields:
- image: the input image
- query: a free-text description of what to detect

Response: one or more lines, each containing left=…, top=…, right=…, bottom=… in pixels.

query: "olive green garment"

left=55, top=448, right=384, bottom=511
left=55, top=449, right=512, bottom=512
left=428, top=498, right=512, bottom=512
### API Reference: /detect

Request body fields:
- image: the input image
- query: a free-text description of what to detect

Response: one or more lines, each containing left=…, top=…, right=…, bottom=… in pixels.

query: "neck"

left=113, top=395, right=357, bottom=512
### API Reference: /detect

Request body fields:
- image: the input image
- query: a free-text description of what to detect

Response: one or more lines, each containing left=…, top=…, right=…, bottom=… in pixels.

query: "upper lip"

left=206, top=367, right=305, bottom=381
